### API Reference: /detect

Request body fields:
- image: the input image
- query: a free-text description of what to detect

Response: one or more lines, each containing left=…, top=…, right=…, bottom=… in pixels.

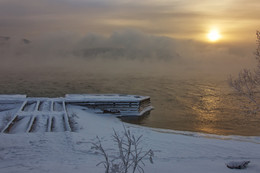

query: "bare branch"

left=91, top=136, right=110, bottom=173
left=91, top=126, right=154, bottom=173
left=229, top=30, right=260, bottom=115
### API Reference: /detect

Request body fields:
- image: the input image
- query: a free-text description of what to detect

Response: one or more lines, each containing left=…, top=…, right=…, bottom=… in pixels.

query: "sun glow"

left=207, top=29, right=221, bottom=42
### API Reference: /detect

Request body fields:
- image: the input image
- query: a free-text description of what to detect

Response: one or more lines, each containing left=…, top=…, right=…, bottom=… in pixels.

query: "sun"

left=207, top=29, right=221, bottom=42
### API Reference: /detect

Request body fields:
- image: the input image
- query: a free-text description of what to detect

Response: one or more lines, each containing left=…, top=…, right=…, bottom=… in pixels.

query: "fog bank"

left=0, top=30, right=256, bottom=77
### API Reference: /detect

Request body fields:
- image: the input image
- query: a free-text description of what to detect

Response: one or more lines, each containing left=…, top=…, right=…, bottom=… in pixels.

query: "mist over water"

left=0, top=31, right=259, bottom=136
left=1, top=70, right=259, bottom=136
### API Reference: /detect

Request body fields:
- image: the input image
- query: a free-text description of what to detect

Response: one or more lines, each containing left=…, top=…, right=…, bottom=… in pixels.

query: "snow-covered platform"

left=65, top=94, right=153, bottom=116
left=0, top=94, right=153, bottom=133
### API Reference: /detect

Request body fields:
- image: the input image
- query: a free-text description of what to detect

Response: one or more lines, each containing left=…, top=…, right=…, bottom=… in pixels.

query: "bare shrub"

left=91, top=126, right=154, bottom=173
left=229, top=31, right=260, bottom=114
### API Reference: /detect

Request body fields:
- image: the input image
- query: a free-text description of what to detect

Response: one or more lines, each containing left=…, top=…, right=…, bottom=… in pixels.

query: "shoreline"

left=0, top=104, right=260, bottom=172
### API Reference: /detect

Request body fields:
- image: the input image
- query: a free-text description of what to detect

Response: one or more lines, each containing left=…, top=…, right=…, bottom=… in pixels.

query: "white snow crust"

left=0, top=104, right=260, bottom=173
left=0, top=94, right=26, bottom=100
left=65, top=94, right=149, bottom=102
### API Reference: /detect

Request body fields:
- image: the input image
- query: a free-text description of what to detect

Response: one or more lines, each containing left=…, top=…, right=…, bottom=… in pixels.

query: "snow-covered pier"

left=0, top=94, right=153, bottom=133
left=65, top=94, right=153, bottom=116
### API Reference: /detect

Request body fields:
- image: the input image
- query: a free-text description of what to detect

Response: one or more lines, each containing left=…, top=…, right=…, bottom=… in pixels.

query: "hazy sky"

left=0, top=0, right=259, bottom=41
left=0, top=0, right=260, bottom=76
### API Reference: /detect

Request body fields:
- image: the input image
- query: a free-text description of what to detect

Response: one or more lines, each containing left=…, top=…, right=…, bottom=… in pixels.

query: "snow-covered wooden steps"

left=1, top=98, right=72, bottom=133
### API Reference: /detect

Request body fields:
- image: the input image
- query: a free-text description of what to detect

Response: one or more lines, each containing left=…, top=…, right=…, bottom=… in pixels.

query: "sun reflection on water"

left=192, top=84, right=222, bottom=134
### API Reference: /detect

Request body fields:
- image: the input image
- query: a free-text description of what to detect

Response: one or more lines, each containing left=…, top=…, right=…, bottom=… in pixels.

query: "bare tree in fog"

left=229, top=31, right=260, bottom=114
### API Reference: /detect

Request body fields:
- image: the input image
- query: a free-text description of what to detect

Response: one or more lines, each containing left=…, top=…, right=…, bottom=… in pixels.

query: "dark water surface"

left=1, top=71, right=260, bottom=136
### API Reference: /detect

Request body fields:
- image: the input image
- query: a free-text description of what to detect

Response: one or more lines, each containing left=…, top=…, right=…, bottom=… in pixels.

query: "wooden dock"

left=65, top=94, right=153, bottom=116
left=0, top=94, right=153, bottom=133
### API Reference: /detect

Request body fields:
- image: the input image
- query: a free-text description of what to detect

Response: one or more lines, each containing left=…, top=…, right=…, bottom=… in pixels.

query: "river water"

left=1, top=71, right=259, bottom=136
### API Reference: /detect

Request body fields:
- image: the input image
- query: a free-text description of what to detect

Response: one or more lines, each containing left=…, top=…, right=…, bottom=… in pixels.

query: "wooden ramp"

left=1, top=99, right=72, bottom=134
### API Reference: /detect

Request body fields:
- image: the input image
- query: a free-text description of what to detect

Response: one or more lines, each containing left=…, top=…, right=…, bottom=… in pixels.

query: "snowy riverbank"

left=0, top=104, right=260, bottom=173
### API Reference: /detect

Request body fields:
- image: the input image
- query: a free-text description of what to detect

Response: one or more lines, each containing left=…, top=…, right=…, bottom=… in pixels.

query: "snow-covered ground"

left=0, top=104, right=260, bottom=173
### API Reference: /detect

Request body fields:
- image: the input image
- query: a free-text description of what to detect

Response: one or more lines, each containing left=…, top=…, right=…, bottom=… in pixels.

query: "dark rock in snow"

left=226, top=161, right=250, bottom=169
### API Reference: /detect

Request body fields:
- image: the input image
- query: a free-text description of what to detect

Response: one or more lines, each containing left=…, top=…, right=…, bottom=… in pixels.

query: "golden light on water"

left=192, top=85, right=221, bottom=134
left=207, top=29, right=221, bottom=42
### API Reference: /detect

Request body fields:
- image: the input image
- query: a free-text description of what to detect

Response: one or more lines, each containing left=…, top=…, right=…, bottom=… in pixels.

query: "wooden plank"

left=19, top=100, right=28, bottom=112
left=1, top=114, right=18, bottom=133
left=26, top=115, right=36, bottom=133
left=35, top=100, right=40, bottom=111
left=62, top=101, right=71, bottom=132
left=51, top=101, right=54, bottom=112
left=47, top=116, right=53, bottom=132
